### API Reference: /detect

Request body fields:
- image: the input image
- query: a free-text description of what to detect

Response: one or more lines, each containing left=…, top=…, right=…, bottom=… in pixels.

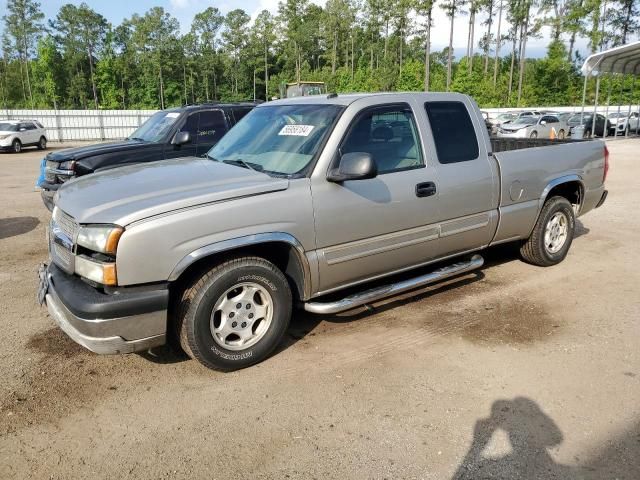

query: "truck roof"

left=263, top=92, right=471, bottom=107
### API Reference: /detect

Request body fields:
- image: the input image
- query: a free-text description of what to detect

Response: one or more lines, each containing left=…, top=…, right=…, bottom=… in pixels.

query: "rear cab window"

left=424, top=101, right=479, bottom=164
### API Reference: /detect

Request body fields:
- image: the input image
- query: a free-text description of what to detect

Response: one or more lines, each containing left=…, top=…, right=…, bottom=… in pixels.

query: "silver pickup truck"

left=38, top=93, right=609, bottom=370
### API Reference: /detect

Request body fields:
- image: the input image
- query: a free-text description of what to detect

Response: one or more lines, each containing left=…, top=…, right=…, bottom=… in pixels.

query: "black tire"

left=12, top=139, right=21, bottom=153
left=520, top=196, right=575, bottom=267
left=37, top=136, right=47, bottom=150
left=583, top=129, right=591, bottom=139
left=174, top=256, right=292, bottom=371
left=558, top=129, right=565, bottom=139
left=530, top=131, right=538, bottom=139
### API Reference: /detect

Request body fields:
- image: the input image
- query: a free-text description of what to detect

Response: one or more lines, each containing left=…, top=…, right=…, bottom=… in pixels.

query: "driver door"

left=310, top=103, right=441, bottom=294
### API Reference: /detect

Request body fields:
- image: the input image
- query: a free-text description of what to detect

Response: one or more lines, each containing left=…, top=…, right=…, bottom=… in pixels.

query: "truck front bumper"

left=40, top=184, right=57, bottom=211
left=41, top=263, right=168, bottom=354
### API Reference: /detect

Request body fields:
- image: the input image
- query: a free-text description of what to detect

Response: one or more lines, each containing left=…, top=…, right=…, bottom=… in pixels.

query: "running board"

left=304, top=254, right=484, bottom=315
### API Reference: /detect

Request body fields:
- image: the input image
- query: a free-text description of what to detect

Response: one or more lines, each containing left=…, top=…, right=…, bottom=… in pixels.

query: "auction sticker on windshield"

left=278, top=124, right=315, bottom=136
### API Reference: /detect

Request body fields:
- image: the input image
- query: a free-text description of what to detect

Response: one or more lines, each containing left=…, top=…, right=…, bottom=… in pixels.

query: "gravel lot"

left=0, top=141, right=638, bottom=479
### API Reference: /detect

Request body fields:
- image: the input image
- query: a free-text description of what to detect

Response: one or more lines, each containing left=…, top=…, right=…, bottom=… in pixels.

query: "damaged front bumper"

left=39, top=263, right=168, bottom=354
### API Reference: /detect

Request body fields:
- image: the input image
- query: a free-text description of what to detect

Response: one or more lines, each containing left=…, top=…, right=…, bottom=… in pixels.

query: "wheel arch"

left=528, top=175, right=584, bottom=237
left=168, top=233, right=312, bottom=301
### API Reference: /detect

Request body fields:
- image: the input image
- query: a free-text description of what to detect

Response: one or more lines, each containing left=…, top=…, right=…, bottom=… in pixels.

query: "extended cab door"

left=422, top=100, right=499, bottom=257
left=310, top=102, right=442, bottom=294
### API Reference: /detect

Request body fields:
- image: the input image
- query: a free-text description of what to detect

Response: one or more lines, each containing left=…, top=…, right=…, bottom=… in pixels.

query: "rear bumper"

left=43, top=263, right=168, bottom=354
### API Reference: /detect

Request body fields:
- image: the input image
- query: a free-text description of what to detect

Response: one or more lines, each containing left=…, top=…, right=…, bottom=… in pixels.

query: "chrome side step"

left=304, top=254, right=484, bottom=315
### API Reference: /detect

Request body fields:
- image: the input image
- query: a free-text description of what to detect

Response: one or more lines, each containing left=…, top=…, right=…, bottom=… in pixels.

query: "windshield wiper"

left=129, top=137, right=146, bottom=142
left=222, top=159, right=264, bottom=172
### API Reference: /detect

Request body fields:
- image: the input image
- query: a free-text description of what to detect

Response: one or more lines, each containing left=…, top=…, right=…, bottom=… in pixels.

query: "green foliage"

left=0, top=0, right=638, bottom=109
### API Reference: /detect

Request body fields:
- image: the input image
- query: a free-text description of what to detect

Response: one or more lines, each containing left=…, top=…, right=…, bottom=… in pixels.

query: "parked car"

left=497, top=115, right=567, bottom=139
left=608, top=111, right=639, bottom=135
left=567, top=113, right=610, bottom=138
left=0, top=120, right=47, bottom=153
left=542, top=112, right=571, bottom=137
left=39, top=102, right=258, bottom=210
left=38, top=92, right=608, bottom=371
left=515, top=110, right=542, bottom=118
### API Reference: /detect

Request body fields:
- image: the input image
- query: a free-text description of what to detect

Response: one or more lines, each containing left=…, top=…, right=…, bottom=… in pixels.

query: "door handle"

left=415, top=182, right=437, bottom=197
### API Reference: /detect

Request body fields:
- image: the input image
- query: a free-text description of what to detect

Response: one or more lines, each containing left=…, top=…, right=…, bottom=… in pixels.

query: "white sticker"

left=165, top=112, right=180, bottom=118
left=278, top=124, right=315, bottom=136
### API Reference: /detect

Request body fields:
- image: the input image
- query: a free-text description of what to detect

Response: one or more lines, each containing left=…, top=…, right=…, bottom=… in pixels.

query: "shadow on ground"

left=0, top=217, right=39, bottom=240
left=452, top=397, right=640, bottom=480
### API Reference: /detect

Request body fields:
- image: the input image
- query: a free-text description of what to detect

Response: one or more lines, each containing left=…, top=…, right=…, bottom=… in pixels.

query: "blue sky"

left=0, top=0, right=585, bottom=59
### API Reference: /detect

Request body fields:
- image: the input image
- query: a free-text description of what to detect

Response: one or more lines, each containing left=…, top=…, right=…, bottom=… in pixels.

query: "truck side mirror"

left=172, top=131, right=191, bottom=146
left=540, top=120, right=547, bottom=125
left=327, top=152, right=377, bottom=183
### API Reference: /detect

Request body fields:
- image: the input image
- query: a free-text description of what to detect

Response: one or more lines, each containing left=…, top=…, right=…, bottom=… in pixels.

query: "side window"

left=232, top=107, right=252, bottom=123
left=424, top=101, right=480, bottom=164
left=179, top=113, right=199, bottom=140
left=197, top=110, right=227, bottom=144
left=25, top=122, right=37, bottom=130
left=34, top=121, right=44, bottom=129
left=341, top=105, right=423, bottom=174
left=18, top=123, right=29, bottom=131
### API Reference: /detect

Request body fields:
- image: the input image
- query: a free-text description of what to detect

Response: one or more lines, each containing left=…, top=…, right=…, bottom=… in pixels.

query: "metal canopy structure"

left=579, top=42, right=640, bottom=139
left=582, top=41, right=640, bottom=76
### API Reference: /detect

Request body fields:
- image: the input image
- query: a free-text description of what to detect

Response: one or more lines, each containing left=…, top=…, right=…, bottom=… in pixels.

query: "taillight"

left=603, top=145, right=609, bottom=183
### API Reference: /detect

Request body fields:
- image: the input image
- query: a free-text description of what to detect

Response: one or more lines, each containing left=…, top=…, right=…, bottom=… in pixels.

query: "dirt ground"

left=0, top=140, right=638, bottom=479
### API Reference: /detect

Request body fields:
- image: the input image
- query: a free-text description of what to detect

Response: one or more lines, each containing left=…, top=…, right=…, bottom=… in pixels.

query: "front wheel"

left=174, top=256, right=292, bottom=371
left=520, top=196, right=575, bottom=267
left=37, top=136, right=47, bottom=150
left=558, top=129, right=565, bottom=139
left=583, top=129, right=592, bottom=139
left=12, top=139, right=21, bottom=153
left=530, top=131, right=538, bottom=139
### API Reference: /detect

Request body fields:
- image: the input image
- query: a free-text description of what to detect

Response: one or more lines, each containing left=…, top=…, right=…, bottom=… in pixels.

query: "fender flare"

left=167, top=232, right=312, bottom=300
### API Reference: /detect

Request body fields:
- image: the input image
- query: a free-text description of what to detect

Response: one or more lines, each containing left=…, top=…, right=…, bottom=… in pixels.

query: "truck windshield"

left=207, top=104, right=343, bottom=176
left=128, top=111, right=181, bottom=142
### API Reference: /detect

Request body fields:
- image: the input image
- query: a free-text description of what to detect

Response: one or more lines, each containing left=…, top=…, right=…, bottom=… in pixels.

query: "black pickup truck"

left=39, top=102, right=257, bottom=210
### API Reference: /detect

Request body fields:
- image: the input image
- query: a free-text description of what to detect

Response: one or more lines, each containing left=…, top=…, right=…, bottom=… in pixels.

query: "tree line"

left=1, top=0, right=639, bottom=110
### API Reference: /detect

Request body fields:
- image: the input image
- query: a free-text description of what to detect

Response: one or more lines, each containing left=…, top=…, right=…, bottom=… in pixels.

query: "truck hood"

left=45, top=139, right=150, bottom=162
left=55, top=157, right=290, bottom=225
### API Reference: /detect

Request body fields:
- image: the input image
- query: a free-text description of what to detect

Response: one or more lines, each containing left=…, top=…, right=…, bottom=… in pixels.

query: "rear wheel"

left=174, top=256, right=292, bottom=371
left=12, top=139, right=21, bottom=153
left=37, top=136, right=47, bottom=150
left=520, top=196, right=575, bottom=267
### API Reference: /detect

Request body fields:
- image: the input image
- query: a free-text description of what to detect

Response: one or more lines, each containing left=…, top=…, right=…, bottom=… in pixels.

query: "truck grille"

left=50, top=208, right=78, bottom=274
left=53, top=208, right=79, bottom=240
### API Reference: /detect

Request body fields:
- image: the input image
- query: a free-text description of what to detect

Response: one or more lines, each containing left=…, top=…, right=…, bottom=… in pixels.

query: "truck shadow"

left=0, top=216, right=39, bottom=240
left=451, top=397, right=639, bottom=479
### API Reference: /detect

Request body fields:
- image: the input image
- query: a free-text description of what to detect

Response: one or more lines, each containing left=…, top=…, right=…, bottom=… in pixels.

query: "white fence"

left=0, top=109, right=158, bottom=142
left=1, top=104, right=639, bottom=142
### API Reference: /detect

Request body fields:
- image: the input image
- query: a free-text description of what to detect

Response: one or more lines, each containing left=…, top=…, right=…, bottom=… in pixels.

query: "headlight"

left=57, top=160, right=76, bottom=171
left=77, top=225, right=124, bottom=255
left=75, top=256, right=117, bottom=286
left=0, top=134, right=10, bottom=140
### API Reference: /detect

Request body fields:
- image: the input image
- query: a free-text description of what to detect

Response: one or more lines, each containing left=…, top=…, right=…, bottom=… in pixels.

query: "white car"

left=608, top=111, right=639, bottom=136
left=497, top=115, right=567, bottom=139
left=0, top=120, right=48, bottom=153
